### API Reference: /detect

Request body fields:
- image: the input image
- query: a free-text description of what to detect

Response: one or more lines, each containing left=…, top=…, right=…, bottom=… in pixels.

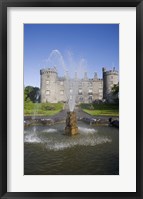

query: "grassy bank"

left=80, top=103, right=119, bottom=117
left=24, top=102, right=64, bottom=116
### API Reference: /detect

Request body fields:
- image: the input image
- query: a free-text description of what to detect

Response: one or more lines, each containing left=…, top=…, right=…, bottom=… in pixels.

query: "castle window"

left=60, top=81, right=63, bottom=85
left=99, top=89, right=102, bottom=93
left=60, top=90, right=64, bottom=95
left=70, top=89, right=72, bottom=93
left=46, top=80, right=50, bottom=84
left=79, top=89, right=82, bottom=94
left=46, top=90, right=50, bottom=95
left=88, top=89, right=93, bottom=94
left=88, top=95, right=93, bottom=103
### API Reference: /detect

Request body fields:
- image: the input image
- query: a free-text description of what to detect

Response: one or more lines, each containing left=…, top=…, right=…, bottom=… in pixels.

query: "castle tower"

left=102, top=67, right=118, bottom=102
left=40, top=67, right=119, bottom=104
left=40, top=67, right=58, bottom=103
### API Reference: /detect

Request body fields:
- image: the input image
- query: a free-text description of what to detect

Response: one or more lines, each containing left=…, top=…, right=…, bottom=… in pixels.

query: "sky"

left=24, top=24, right=119, bottom=87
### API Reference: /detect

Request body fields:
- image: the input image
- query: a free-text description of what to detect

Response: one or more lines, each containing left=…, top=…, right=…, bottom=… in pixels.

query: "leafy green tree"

left=112, top=83, right=119, bottom=104
left=24, top=86, right=40, bottom=103
left=112, top=83, right=119, bottom=95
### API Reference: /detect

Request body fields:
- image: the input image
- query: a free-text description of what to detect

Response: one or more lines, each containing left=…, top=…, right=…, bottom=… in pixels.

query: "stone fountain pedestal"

left=65, top=111, right=78, bottom=135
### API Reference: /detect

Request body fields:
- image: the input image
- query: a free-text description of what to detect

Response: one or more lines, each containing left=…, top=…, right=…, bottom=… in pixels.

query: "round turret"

left=102, top=67, right=118, bottom=101
left=40, top=67, right=58, bottom=103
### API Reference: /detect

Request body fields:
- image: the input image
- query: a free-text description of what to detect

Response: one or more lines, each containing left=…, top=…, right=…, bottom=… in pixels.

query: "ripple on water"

left=45, top=137, right=111, bottom=151
left=42, top=128, right=58, bottom=133
left=24, top=124, right=118, bottom=175
left=24, top=126, right=111, bottom=151
left=25, top=133, right=42, bottom=143
left=78, top=126, right=97, bottom=134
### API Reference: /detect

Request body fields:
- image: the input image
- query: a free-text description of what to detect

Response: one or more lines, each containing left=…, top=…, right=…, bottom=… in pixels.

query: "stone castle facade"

left=40, top=67, right=118, bottom=103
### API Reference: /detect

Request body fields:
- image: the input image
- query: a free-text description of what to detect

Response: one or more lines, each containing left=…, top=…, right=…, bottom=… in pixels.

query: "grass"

left=80, top=103, right=119, bottom=117
left=24, top=102, right=64, bottom=116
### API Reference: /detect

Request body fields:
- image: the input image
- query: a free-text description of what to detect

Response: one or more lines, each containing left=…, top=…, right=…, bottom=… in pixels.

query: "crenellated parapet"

left=103, top=70, right=118, bottom=76
left=40, top=67, right=57, bottom=75
left=40, top=66, right=118, bottom=103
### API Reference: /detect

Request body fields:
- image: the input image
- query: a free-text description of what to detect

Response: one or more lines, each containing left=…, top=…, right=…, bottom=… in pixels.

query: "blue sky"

left=24, top=24, right=119, bottom=87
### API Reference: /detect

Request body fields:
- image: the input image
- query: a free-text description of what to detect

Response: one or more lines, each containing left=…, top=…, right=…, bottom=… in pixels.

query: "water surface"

left=24, top=122, right=119, bottom=175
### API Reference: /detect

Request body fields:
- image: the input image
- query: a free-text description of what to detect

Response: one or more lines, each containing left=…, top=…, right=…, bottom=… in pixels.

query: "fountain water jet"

left=44, top=49, right=87, bottom=135
left=64, top=74, right=79, bottom=135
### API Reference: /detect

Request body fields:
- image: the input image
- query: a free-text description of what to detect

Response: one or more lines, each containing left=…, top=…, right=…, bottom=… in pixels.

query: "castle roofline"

left=40, top=67, right=57, bottom=75
left=103, top=70, right=118, bottom=75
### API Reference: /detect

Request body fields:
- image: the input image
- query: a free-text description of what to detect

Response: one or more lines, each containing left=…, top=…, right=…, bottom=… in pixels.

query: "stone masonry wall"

left=40, top=67, right=118, bottom=103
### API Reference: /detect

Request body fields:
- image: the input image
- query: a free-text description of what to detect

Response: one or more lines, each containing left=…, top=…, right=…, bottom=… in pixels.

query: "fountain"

left=65, top=111, right=78, bottom=135
left=24, top=122, right=118, bottom=175
left=45, top=49, right=84, bottom=135
left=64, top=73, right=79, bottom=135
left=24, top=49, right=119, bottom=175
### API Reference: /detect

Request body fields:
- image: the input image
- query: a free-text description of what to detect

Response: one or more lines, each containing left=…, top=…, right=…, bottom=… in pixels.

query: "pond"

left=24, top=122, right=119, bottom=175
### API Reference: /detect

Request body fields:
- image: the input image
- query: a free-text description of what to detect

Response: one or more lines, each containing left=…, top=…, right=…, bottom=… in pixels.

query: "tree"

left=112, top=83, right=119, bottom=95
left=112, top=83, right=119, bottom=104
left=24, top=86, right=40, bottom=103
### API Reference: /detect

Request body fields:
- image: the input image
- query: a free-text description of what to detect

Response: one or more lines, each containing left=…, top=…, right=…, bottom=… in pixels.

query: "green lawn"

left=80, top=103, right=119, bottom=117
left=24, top=102, right=64, bottom=116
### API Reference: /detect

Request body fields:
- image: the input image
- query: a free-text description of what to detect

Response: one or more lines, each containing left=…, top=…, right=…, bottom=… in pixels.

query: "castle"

left=40, top=67, right=118, bottom=103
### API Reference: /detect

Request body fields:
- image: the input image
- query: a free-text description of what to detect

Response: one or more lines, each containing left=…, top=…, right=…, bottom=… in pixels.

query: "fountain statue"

left=65, top=111, right=78, bottom=135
